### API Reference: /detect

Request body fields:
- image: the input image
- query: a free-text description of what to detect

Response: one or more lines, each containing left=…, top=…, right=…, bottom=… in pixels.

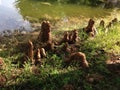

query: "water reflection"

left=0, top=0, right=31, bottom=32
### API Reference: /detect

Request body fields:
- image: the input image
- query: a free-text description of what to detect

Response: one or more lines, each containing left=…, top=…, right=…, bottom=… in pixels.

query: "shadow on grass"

left=1, top=65, right=120, bottom=90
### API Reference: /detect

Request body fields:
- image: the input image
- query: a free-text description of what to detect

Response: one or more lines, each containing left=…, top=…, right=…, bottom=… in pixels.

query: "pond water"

left=0, top=0, right=117, bottom=32
left=17, top=0, right=112, bottom=19
left=0, top=0, right=31, bottom=32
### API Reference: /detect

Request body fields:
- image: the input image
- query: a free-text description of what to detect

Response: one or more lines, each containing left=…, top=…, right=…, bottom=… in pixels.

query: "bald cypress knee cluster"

left=61, top=29, right=78, bottom=44
left=22, top=17, right=119, bottom=67
left=25, top=40, right=46, bottom=66
left=23, top=21, right=90, bottom=68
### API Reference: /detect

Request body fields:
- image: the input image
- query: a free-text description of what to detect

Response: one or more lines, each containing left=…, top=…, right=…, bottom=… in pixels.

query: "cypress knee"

left=65, top=52, right=89, bottom=68
left=34, top=49, right=41, bottom=65
left=38, top=21, right=51, bottom=43
left=27, top=40, right=34, bottom=61
left=40, top=48, right=47, bottom=58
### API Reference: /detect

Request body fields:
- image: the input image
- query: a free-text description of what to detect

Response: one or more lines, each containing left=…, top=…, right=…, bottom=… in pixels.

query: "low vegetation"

left=0, top=17, right=120, bottom=90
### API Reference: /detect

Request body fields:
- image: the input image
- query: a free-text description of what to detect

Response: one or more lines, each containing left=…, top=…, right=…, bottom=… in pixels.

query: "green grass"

left=0, top=1, right=120, bottom=90
left=0, top=22, right=120, bottom=90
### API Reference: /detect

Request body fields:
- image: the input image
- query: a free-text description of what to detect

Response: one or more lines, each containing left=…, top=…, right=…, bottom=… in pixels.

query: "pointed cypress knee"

left=40, top=48, right=47, bottom=58
left=34, top=48, right=41, bottom=65
left=27, top=40, right=34, bottom=61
